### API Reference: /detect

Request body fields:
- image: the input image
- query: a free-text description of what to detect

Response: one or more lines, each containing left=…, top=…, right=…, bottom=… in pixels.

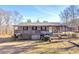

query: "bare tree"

left=59, top=9, right=69, bottom=25
left=10, top=11, right=23, bottom=35
left=0, top=9, right=23, bottom=35
left=11, top=11, right=23, bottom=25
left=0, top=10, right=3, bottom=35
left=36, top=19, right=40, bottom=23
left=27, top=19, right=31, bottom=23
left=67, top=6, right=79, bottom=26
left=43, top=20, right=48, bottom=23
left=59, top=5, right=79, bottom=27
left=0, top=10, right=10, bottom=35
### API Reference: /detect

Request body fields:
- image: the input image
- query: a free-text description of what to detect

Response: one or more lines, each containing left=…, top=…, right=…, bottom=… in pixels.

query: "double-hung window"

left=41, top=26, right=46, bottom=31
left=32, top=26, right=37, bottom=30
left=23, top=26, right=28, bottom=30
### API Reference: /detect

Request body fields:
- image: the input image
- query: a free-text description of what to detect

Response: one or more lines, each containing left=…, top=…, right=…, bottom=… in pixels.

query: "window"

left=14, top=27, right=18, bottom=30
left=18, top=26, right=23, bottom=30
left=41, top=26, right=46, bottom=30
left=32, top=26, right=37, bottom=30
left=23, top=26, right=28, bottom=30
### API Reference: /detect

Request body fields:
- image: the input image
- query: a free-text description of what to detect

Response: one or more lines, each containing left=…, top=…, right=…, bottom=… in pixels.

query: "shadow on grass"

left=0, top=39, right=63, bottom=54
left=0, top=37, right=40, bottom=43
left=68, top=41, right=79, bottom=47
left=52, top=41, right=79, bottom=51
left=0, top=42, right=39, bottom=54
left=51, top=40, right=63, bottom=43
left=0, top=37, right=79, bottom=54
left=59, top=46, right=76, bottom=50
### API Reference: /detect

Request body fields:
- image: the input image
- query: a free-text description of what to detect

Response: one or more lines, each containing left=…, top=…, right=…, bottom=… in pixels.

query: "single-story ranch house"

left=13, top=22, right=74, bottom=39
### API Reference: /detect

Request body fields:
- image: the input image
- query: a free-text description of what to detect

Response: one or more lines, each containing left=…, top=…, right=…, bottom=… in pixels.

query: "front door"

left=49, top=27, right=52, bottom=33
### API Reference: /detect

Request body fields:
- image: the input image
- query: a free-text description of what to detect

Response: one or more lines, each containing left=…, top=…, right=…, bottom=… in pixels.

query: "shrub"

left=71, top=33, right=77, bottom=38
left=41, top=35, right=50, bottom=41
left=13, top=34, right=22, bottom=41
left=60, top=32, right=77, bottom=38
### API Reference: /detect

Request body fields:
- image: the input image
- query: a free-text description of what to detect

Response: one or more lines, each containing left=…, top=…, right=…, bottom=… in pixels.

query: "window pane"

left=32, top=26, right=37, bottom=30
left=23, top=26, right=28, bottom=30
left=41, top=26, right=46, bottom=30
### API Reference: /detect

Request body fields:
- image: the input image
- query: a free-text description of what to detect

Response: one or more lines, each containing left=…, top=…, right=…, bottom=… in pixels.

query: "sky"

left=0, top=5, right=69, bottom=22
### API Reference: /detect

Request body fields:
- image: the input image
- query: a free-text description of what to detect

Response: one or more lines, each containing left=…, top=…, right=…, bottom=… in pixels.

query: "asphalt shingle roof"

left=14, top=22, right=66, bottom=26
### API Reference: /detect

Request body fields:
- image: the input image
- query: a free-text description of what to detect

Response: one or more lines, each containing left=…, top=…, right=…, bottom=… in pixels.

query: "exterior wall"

left=59, top=26, right=66, bottom=32
left=15, top=26, right=49, bottom=34
left=72, top=26, right=79, bottom=32
left=48, top=26, right=67, bottom=33
left=14, top=25, right=69, bottom=39
left=15, top=26, right=67, bottom=34
left=52, top=26, right=59, bottom=33
left=18, top=26, right=23, bottom=30
left=28, top=26, right=32, bottom=31
left=32, top=35, right=40, bottom=39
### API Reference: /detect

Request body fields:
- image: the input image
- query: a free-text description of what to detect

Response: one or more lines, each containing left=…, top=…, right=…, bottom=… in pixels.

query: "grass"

left=0, top=38, right=79, bottom=54
left=0, top=35, right=11, bottom=38
left=0, top=34, right=79, bottom=54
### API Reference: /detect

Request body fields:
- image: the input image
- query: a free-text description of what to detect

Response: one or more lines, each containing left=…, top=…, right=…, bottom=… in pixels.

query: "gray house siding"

left=14, top=23, right=69, bottom=39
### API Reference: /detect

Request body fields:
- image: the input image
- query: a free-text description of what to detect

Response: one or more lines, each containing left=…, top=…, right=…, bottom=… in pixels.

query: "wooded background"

left=0, top=5, right=79, bottom=36
left=0, top=9, right=23, bottom=35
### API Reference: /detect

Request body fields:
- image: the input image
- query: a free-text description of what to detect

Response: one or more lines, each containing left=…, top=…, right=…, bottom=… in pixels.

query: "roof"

left=14, top=22, right=66, bottom=27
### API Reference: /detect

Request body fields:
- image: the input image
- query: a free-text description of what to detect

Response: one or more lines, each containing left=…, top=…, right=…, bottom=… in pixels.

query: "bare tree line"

left=59, top=5, right=79, bottom=27
left=0, top=9, right=23, bottom=35
left=1, top=6, right=77, bottom=36
left=59, top=5, right=79, bottom=32
left=27, top=19, right=48, bottom=23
